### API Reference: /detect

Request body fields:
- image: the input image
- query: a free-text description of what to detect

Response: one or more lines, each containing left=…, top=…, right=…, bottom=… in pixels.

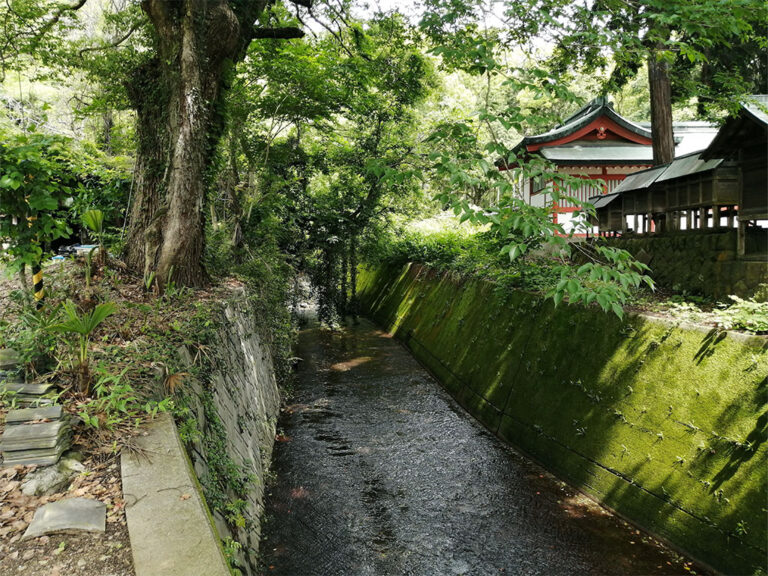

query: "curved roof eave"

left=521, top=104, right=652, bottom=147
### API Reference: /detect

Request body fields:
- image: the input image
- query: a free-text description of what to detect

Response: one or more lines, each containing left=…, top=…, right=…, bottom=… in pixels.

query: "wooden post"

left=737, top=220, right=747, bottom=257
left=699, top=207, right=707, bottom=229
left=727, top=208, right=734, bottom=228
left=713, top=206, right=720, bottom=229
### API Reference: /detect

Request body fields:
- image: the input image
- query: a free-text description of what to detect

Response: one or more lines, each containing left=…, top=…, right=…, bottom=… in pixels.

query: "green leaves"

left=82, top=209, right=104, bottom=236
left=50, top=300, right=117, bottom=338
left=0, top=131, right=78, bottom=270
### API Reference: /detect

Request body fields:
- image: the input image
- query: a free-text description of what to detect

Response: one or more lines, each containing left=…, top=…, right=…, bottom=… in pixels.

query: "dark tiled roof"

left=519, top=97, right=652, bottom=147
left=588, top=191, right=622, bottom=209
left=610, top=152, right=723, bottom=195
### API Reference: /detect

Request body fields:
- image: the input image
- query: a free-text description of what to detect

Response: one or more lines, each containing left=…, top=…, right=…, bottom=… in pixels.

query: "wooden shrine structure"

left=590, top=96, right=768, bottom=258
left=505, top=97, right=717, bottom=232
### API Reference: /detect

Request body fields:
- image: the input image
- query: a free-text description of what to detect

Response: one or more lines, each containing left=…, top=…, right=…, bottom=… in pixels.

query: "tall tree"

left=123, top=0, right=307, bottom=287
left=1, top=0, right=310, bottom=287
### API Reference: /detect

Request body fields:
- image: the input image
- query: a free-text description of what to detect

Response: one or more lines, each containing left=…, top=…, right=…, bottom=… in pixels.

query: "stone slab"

left=0, top=431, right=71, bottom=452
left=1, top=419, right=68, bottom=440
left=14, top=397, right=54, bottom=407
left=2, top=451, right=68, bottom=468
left=0, top=382, right=56, bottom=395
left=22, top=497, right=105, bottom=540
left=6, top=405, right=63, bottom=423
left=1, top=433, right=72, bottom=464
left=121, top=413, right=230, bottom=576
left=0, top=349, right=20, bottom=369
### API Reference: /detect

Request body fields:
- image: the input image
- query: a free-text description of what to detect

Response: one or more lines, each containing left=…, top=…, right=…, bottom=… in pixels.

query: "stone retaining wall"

left=605, top=229, right=767, bottom=299
left=358, top=263, right=768, bottom=575
left=179, top=293, right=280, bottom=576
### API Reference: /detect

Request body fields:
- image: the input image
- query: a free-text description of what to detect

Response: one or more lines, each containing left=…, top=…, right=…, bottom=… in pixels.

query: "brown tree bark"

left=648, top=49, right=675, bottom=166
left=124, top=0, right=273, bottom=288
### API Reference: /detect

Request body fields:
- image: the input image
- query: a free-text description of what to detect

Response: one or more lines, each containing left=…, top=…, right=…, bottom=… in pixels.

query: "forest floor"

left=0, top=460, right=133, bottom=576
left=0, top=259, right=227, bottom=576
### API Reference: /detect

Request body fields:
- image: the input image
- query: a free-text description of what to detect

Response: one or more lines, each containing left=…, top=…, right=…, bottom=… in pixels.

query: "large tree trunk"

left=124, top=0, right=267, bottom=288
left=125, top=59, right=168, bottom=278
left=648, top=49, right=675, bottom=166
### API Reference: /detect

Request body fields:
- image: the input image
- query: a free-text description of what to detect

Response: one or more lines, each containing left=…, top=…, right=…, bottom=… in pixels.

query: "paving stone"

left=2, top=432, right=72, bottom=457
left=0, top=382, right=56, bottom=395
left=0, top=349, right=20, bottom=369
left=0, top=423, right=71, bottom=452
left=1, top=419, right=68, bottom=441
left=5, top=405, right=63, bottom=424
left=2, top=449, right=70, bottom=468
left=22, top=498, right=106, bottom=540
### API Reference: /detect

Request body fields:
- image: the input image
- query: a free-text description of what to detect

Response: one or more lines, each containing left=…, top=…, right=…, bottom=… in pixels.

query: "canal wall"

left=605, top=229, right=768, bottom=300
left=358, top=263, right=768, bottom=575
left=176, top=293, right=281, bottom=576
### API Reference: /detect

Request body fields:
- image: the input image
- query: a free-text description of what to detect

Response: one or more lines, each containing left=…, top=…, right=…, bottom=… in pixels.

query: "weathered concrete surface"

left=23, top=497, right=105, bottom=540
left=6, top=405, right=63, bottom=423
left=122, top=413, right=229, bottom=576
left=260, top=315, right=707, bottom=576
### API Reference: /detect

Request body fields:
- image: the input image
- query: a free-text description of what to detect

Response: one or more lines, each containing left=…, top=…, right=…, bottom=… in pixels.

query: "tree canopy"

left=0, top=0, right=764, bottom=316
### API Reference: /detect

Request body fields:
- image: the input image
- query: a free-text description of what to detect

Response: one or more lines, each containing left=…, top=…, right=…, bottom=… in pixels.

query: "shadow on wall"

left=357, top=263, right=768, bottom=576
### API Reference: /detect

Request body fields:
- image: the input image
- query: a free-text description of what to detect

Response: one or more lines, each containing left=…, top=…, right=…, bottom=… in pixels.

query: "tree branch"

left=288, top=0, right=313, bottom=7
left=78, top=23, right=140, bottom=58
left=252, top=26, right=305, bottom=39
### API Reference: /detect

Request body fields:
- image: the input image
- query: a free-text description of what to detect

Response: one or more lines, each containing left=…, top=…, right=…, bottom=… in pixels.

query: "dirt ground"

left=0, top=459, right=134, bottom=576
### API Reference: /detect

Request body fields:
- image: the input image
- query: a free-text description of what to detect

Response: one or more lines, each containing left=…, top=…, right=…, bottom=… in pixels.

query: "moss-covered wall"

left=607, top=230, right=768, bottom=299
left=358, top=263, right=768, bottom=575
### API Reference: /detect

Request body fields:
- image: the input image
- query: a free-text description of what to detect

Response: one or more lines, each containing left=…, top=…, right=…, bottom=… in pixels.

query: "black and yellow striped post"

left=26, top=213, right=45, bottom=309
left=32, top=263, right=44, bottom=309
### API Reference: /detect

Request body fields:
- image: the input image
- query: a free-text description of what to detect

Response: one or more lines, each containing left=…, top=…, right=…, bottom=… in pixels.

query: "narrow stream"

left=259, top=314, right=705, bottom=576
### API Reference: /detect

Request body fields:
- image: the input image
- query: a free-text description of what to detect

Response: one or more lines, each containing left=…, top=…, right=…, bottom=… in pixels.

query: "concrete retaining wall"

left=178, top=293, right=280, bottom=576
left=606, top=229, right=767, bottom=299
left=358, top=263, right=768, bottom=575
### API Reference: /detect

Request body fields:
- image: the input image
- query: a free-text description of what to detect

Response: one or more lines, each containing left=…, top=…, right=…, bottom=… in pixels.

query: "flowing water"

left=259, top=314, right=706, bottom=576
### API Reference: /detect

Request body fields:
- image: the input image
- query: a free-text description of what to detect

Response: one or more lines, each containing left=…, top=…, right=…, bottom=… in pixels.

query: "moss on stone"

left=358, top=263, right=768, bottom=575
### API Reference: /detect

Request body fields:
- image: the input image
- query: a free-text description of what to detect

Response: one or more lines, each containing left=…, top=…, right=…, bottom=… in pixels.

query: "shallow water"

left=259, top=316, right=705, bottom=576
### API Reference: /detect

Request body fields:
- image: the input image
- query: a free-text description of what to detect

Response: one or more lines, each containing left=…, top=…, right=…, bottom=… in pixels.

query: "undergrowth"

left=365, top=225, right=768, bottom=334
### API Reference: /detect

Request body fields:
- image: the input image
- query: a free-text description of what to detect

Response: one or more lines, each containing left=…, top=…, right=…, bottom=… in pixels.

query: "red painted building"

left=506, top=97, right=717, bottom=233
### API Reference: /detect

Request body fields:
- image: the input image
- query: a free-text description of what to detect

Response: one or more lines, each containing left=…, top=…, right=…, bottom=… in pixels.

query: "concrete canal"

left=259, top=315, right=706, bottom=576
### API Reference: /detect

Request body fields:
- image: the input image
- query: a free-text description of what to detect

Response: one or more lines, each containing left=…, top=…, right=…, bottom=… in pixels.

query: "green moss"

left=359, top=263, right=768, bottom=575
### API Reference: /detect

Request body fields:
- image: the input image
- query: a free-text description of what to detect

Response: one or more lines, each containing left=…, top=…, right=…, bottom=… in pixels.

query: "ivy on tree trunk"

left=124, top=0, right=291, bottom=288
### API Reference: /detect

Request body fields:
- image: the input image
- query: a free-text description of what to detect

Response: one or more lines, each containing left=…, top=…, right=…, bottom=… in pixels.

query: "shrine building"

left=505, top=97, right=717, bottom=232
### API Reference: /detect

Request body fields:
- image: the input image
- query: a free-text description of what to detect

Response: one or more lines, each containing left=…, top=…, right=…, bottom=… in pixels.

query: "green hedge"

left=358, top=263, right=768, bottom=575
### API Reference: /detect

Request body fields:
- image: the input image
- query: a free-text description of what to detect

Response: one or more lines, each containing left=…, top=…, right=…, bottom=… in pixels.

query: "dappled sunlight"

left=357, top=262, right=768, bottom=575
left=330, top=356, right=373, bottom=371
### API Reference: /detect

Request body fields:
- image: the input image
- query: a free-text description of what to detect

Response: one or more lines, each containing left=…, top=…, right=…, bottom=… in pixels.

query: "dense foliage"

left=0, top=129, right=130, bottom=273
left=0, top=0, right=764, bottom=316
